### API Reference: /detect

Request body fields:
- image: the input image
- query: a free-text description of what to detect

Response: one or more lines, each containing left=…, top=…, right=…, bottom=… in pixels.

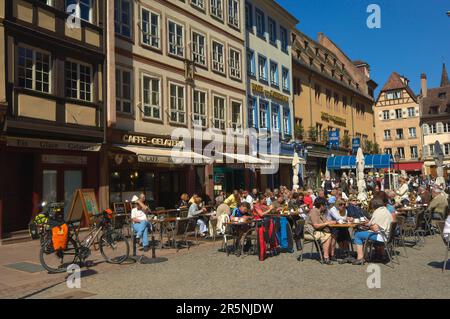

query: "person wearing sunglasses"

left=327, top=199, right=351, bottom=258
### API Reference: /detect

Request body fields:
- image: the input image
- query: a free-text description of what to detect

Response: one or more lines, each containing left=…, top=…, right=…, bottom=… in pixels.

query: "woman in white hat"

left=131, top=195, right=151, bottom=251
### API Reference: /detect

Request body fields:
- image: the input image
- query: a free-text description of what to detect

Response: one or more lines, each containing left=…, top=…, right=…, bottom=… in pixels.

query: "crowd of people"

left=129, top=173, right=450, bottom=263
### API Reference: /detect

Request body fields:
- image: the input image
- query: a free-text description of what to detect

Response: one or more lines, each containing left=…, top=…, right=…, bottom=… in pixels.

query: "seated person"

left=230, top=202, right=253, bottom=255
left=304, top=198, right=337, bottom=265
left=429, top=188, right=448, bottom=220
left=188, top=195, right=208, bottom=237
left=272, top=196, right=286, bottom=212
left=288, top=192, right=301, bottom=211
left=131, top=195, right=152, bottom=252
left=252, top=195, right=273, bottom=220
left=231, top=202, right=252, bottom=220
left=178, top=193, right=189, bottom=209
left=346, top=195, right=367, bottom=219
left=327, top=199, right=352, bottom=254
left=352, top=197, right=393, bottom=265
left=224, top=190, right=241, bottom=209
left=213, top=203, right=231, bottom=236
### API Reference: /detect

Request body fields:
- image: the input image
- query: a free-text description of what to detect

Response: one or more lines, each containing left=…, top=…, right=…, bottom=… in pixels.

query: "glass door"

left=64, top=170, right=83, bottom=213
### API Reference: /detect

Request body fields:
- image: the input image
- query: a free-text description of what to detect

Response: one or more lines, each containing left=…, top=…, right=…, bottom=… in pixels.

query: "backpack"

left=275, top=217, right=294, bottom=253
left=28, top=213, right=49, bottom=240
left=51, top=224, right=69, bottom=251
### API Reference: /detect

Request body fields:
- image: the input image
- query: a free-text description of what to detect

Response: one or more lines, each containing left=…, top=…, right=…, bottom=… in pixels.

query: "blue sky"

left=277, top=0, right=450, bottom=95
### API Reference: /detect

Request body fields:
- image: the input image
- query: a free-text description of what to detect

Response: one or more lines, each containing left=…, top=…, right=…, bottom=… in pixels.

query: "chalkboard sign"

left=66, top=189, right=100, bottom=226
left=113, top=202, right=126, bottom=215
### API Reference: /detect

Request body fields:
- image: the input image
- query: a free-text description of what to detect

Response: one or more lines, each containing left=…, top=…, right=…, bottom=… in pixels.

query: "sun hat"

left=131, top=195, right=139, bottom=203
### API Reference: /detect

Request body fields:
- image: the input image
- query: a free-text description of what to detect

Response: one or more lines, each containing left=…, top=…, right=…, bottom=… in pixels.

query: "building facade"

left=375, top=72, right=422, bottom=174
left=107, top=0, right=248, bottom=208
left=245, top=0, right=299, bottom=190
left=0, top=0, right=106, bottom=240
left=292, top=31, right=377, bottom=186
left=419, top=64, right=450, bottom=178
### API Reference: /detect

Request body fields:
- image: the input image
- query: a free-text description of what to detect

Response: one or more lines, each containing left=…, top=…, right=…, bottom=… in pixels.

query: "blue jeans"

left=353, top=231, right=380, bottom=246
left=132, top=221, right=151, bottom=247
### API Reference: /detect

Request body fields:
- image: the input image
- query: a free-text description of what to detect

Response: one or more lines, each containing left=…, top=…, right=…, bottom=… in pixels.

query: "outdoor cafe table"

left=223, top=219, right=254, bottom=256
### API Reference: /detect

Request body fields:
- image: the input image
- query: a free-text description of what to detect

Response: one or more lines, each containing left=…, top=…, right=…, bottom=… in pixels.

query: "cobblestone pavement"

left=27, top=235, right=449, bottom=299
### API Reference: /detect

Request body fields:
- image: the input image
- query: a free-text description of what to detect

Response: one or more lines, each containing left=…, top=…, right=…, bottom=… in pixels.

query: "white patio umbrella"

left=356, top=147, right=367, bottom=200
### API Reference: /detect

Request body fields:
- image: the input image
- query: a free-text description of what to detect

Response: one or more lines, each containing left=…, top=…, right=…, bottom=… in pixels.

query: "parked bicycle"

left=39, top=208, right=130, bottom=273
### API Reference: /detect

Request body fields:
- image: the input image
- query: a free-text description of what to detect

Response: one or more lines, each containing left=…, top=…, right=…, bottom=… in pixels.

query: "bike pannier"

left=52, top=224, right=69, bottom=251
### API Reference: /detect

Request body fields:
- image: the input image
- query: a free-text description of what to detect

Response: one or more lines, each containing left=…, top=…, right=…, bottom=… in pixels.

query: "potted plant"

left=308, top=126, right=317, bottom=142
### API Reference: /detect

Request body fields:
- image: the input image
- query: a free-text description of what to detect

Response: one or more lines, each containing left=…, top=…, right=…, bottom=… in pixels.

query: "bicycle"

left=39, top=210, right=130, bottom=273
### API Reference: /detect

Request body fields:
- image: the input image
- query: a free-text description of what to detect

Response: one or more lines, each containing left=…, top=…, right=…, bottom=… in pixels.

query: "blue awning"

left=327, top=154, right=393, bottom=170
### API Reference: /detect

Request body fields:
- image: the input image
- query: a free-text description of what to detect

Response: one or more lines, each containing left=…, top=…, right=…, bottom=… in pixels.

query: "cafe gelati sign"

left=122, top=134, right=184, bottom=148
left=251, top=83, right=289, bottom=104
left=321, top=112, right=346, bottom=127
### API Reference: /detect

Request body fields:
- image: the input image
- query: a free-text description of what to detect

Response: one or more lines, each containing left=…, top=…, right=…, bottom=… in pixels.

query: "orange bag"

left=52, top=224, right=69, bottom=251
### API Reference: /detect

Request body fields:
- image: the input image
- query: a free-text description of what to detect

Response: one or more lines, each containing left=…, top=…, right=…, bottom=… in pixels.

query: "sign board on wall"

left=352, top=137, right=361, bottom=154
left=7, top=137, right=101, bottom=152
left=328, top=131, right=340, bottom=149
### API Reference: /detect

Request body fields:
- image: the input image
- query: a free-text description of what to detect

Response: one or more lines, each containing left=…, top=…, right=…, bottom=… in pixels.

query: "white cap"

left=131, top=195, right=139, bottom=203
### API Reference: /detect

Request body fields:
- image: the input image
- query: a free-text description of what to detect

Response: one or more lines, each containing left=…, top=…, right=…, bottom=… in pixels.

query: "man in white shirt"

left=131, top=195, right=151, bottom=251
left=241, top=190, right=254, bottom=208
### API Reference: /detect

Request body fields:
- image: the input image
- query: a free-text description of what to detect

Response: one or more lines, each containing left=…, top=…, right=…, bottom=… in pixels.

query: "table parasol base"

left=131, top=256, right=168, bottom=264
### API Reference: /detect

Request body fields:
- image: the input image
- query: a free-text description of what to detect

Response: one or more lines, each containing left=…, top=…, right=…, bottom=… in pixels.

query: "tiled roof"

left=380, top=72, right=417, bottom=102
left=421, top=86, right=450, bottom=118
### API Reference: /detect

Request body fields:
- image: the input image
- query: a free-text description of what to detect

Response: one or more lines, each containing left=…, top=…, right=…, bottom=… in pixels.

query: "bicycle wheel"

left=99, top=230, right=130, bottom=264
left=39, top=237, right=79, bottom=273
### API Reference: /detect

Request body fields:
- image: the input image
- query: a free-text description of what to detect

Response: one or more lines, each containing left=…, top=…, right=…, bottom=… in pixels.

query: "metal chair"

left=172, top=218, right=192, bottom=252
left=365, top=222, right=399, bottom=268
left=402, top=212, right=424, bottom=247
left=436, top=221, right=449, bottom=272
left=296, top=220, right=324, bottom=263
left=394, top=215, right=408, bottom=258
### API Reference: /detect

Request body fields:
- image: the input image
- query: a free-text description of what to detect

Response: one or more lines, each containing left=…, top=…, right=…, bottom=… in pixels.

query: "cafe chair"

left=394, top=215, right=408, bottom=258
left=422, top=209, right=435, bottom=236
left=402, top=211, right=425, bottom=247
left=296, top=220, right=324, bottom=264
left=172, top=218, right=194, bottom=252
left=364, top=222, right=399, bottom=268
left=239, top=223, right=258, bottom=257
left=436, top=221, right=449, bottom=272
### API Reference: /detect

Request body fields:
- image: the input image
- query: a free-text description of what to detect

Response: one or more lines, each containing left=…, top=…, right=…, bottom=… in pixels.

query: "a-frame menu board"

left=66, top=189, right=100, bottom=228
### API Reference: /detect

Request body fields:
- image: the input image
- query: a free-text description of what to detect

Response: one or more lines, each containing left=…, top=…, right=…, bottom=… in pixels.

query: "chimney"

left=421, top=73, right=427, bottom=98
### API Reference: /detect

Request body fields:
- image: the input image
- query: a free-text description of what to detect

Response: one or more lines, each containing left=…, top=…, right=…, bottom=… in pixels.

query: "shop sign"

left=251, top=83, right=289, bottom=104
left=122, top=134, right=184, bottom=148
left=42, top=155, right=88, bottom=165
left=321, top=112, right=346, bottom=127
left=7, top=137, right=101, bottom=152
left=138, top=155, right=171, bottom=164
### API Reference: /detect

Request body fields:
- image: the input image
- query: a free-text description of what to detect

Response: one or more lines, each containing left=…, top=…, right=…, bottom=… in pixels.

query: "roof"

left=441, top=63, right=450, bottom=87
left=379, top=72, right=417, bottom=102
left=421, top=85, right=450, bottom=119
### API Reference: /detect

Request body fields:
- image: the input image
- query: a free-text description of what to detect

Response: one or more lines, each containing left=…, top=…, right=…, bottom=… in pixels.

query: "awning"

left=217, top=152, right=270, bottom=165
left=394, top=162, right=424, bottom=171
left=260, top=153, right=306, bottom=165
left=327, top=154, right=393, bottom=170
left=113, top=144, right=211, bottom=164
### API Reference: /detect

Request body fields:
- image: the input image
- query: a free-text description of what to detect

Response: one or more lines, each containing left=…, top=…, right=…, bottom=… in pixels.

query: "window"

left=192, top=90, right=207, bottom=127
left=444, top=122, right=450, bottom=133
left=210, top=0, right=223, bottom=19
left=115, top=0, right=131, bottom=38
left=258, top=55, right=268, bottom=81
left=271, top=105, right=280, bottom=132
left=385, top=90, right=401, bottom=100
left=314, top=84, right=321, bottom=104
left=255, top=9, right=265, bottom=38
left=444, top=143, right=450, bottom=156
left=66, top=0, right=93, bottom=22
left=383, top=130, right=391, bottom=140
left=429, top=123, right=437, bottom=134
left=248, top=97, right=256, bottom=128
left=213, top=95, right=226, bottom=130
left=229, top=48, right=241, bottom=79
left=116, top=68, right=132, bottom=114
left=282, top=67, right=290, bottom=92
left=396, top=129, right=404, bottom=139
left=270, top=61, right=278, bottom=87
left=397, top=147, right=405, bottom=159
left=382, top=110, right=390, bottom=120
left=191, top=0, right=205, bottom=10
left=429, top=144, right=435, bottom=156
left=231, top=101, right=242, bottom=133
left=38, top=0, right=54, bottom=6
left=247, top=50, right=256, bottom=77
left=408, top=127, right=416, bottom=138
left=259, top=101, right=268, bottom=129
left=65, top=60, right=92, bottom=101
left=228, top=0, right=240, bottom=28
left=280, top=27, right=288, bottom=53
left=283, top=107, right=291, bottom=135
left=268, top=17, right=276, bottom=45
left=438, top=92, right=446, bottom=99
left=410, top=146, right=418, bottom=159
left=245, top=2, right=252, bottom=30
left=141, top=8, right=160, bottom=49
left=142, top=75, right=161, bottom=119
left=168, top=20, right=184, bottom=57
left=395, top=109, right=402, bottom=119
left=169, top=83, right=185, bottom=124
left=384, top=148, right=392, bottom=155
left=325, top=89, right=332, bottom=108
left=18, top=46, right=51, bottom=93
left=407, top=107, right=415, bottom=118
left=192, top=32, right=206, bottom=66
left=212, top=41, right=225, bottom=73
left=429, top=106, right=439, bottom=114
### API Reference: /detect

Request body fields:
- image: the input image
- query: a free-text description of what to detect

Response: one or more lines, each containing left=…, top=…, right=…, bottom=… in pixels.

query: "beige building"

left=419, top=64, right=450, bottom=178
left=374, top=72, right=422, bottom=174
left=107, top=0, right=248, bottom=207
left=292, top=31, right=377, bottom=184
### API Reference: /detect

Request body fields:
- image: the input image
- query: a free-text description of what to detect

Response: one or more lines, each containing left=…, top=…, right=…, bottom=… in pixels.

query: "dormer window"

left=439, top=92, right=446, bottom=99
left=429, top=106, right=439, bottom=114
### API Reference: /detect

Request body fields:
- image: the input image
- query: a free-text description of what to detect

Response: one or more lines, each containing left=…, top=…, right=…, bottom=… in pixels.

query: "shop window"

left=42, top=170, right=57, bottom=203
